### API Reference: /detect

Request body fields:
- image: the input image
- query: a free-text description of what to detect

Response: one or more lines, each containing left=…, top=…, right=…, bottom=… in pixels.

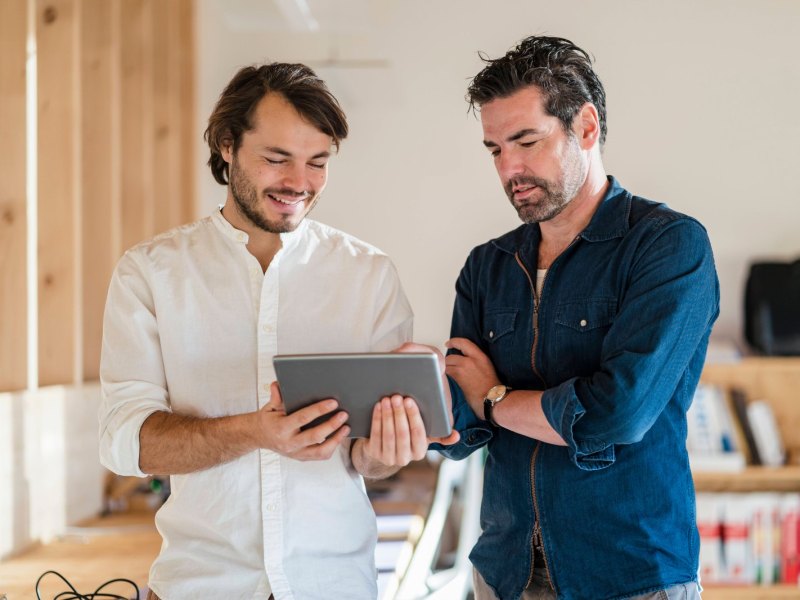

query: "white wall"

left=196, top=0, right=800, bottom=349
left=0, top=385, right=105, bottom=558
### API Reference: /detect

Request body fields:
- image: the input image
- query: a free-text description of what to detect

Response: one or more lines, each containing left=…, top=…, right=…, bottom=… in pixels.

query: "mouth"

left=511, top=185, right=538, bottom=203
left=267, top=193, right=308, bottom=206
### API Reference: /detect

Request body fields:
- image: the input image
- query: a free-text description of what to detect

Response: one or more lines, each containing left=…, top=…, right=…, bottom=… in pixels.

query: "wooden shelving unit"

left=694, top=466, right=800, bottom=493
left=691, top=357, right=800, bottom=597
left=702, top=585, right=800, bottom=599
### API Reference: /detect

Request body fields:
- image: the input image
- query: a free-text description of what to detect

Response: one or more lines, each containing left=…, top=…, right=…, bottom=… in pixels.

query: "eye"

left=265, top=158, right=285, bottom=165
left=308, top=162, right=326, bottom=170
left=520, top=141, right=537, bottom=148
left=489, top=149, right=500, bottom=158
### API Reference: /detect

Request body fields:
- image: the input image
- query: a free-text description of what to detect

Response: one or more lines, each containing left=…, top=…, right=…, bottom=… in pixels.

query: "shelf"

left=701, top=584, right=800, bottom=599
left=693, top=465, right=800, bottom=493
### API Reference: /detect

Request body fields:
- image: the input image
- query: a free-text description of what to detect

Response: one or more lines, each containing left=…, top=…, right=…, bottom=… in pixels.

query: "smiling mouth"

left=268, top=193, right=307, bottom=206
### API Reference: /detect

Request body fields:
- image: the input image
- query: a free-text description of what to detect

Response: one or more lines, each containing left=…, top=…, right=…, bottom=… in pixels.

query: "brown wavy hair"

left=204, top=63, right=349, bottom=185
left=467, top=36, right=607, bottom=146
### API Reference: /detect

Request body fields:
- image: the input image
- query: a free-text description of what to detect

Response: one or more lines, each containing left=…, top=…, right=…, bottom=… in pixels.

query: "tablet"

left=273, top=352, right=452, bottom=439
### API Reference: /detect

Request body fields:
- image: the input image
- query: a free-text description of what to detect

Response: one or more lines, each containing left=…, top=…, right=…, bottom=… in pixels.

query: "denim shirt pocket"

left=552, top=298, right=617, bottom=380
left=482, top=308, right=518, bottom=380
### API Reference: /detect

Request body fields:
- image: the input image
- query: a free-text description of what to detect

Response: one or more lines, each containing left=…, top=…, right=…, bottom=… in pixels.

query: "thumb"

left=268, top=381, right=285, bottom=411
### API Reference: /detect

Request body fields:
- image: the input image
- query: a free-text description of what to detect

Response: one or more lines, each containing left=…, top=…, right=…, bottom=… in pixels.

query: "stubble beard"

left=505, top=134, right=586, bottom=224
left=228, top=156, right=318, bottom=234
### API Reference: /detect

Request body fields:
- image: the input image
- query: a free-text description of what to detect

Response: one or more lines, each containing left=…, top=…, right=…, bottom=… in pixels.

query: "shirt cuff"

left=99, top=384, right=169, bottom=477
left=429, top=376, right=493, bottom=459
left=541, top=378, right=615, bottom=470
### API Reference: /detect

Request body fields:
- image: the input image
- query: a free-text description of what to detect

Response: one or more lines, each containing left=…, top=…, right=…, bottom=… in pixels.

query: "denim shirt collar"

left=491, top=175, right=630, bottom=254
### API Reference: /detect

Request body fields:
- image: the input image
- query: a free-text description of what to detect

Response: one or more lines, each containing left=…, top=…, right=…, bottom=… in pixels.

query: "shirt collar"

left=211, top=205, right=307, bottom=252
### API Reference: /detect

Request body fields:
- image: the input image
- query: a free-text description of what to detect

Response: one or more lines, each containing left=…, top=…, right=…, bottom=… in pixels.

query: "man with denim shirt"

left=438, top=37, right=719, bottom=599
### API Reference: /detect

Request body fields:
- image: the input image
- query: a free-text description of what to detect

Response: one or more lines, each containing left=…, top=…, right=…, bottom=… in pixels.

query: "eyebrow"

left=261, top=146, right=331, bottom=160
left=483, top=128, right=542, bottom=148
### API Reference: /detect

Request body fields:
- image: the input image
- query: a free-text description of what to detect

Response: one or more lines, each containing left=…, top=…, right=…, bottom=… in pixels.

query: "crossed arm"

left=444, top=337, right=566, bottom=446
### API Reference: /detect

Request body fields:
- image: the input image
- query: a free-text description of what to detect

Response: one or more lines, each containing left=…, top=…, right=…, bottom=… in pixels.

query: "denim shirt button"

left=489, top=330, right=494, bottom=338
left=468, top=434, right=476, bottom=443
left=580, top=319, right=587, bottom=327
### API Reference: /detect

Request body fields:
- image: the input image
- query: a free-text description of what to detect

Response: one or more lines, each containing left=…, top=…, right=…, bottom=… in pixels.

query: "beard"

left=504, top=134, right=586, bottom=224
left=228, top=156, right=318, bottom=234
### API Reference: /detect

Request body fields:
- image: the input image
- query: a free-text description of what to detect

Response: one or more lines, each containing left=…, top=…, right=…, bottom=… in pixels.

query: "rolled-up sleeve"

left=541, top=218, right=719, bottom=470
left=98, top=251, right=170, bottom=477
left=430, top=376, right=492, bottom=460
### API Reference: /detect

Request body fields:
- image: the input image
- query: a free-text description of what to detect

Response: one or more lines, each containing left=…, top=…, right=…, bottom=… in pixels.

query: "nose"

left=281, top=161, right=307, bottom=192
left=496, top=150, right=526, bottom=182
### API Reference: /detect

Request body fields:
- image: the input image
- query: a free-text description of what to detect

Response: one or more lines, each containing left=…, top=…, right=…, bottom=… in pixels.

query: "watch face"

left=486, top=385, right=507, bottom=402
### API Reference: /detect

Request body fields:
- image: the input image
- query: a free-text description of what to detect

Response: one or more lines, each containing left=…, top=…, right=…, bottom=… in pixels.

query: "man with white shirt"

left=98, top=62, right=456, bottom=600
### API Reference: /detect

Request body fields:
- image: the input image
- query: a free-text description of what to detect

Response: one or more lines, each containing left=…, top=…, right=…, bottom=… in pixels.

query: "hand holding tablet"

left=273, top=351, right=454, bottom=439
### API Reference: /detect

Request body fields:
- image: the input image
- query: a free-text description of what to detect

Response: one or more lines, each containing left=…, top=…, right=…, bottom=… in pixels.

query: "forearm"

left=139, top=410, right=259, bottom=475
left=350, top=438, right=402, bottom=480
left=492, top=391, right=566, bottom=446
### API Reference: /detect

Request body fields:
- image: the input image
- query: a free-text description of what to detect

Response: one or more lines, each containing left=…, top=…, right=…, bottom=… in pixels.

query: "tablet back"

left=273, top=353, right=451, bottom=439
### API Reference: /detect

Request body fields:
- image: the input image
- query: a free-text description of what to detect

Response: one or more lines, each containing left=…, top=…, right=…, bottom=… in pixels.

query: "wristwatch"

left=483, top=384, right=510, bottom=427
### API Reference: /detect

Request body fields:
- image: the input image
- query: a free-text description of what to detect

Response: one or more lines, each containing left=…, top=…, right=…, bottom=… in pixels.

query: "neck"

left=221, top=196, right=282, bottom=272
left=538, top=162, right=608, bottom=268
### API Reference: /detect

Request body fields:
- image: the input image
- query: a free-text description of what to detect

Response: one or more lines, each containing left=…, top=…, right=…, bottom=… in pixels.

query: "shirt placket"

left=253, top=252, right=291, bottom=597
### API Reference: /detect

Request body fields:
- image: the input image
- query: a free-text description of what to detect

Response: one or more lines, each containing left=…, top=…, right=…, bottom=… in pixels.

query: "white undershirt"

left=536, top=269, right=547, bottom=297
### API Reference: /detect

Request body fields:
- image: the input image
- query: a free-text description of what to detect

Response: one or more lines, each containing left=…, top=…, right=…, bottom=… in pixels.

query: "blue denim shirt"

left=436, top=177, right=719, bottom=600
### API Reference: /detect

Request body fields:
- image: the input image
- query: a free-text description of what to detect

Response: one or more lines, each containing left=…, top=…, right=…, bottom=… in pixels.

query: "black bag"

left=744, top=259, right=800, bottom=355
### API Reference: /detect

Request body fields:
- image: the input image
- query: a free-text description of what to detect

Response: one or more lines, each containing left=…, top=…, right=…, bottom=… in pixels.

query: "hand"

left=360, top=394, right=429, bottom=467
left=255, top=382, right=350, bottom=461
left=393, top=342, right=460, bottom=447
left=445, top=337, right=501, bottom=418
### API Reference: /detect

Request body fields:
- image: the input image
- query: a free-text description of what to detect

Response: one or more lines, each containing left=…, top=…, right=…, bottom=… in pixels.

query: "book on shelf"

left=697, top=492, right=800, bottom=586
left=687, top=384, right=746, bottom=472
left=688, top=384, right=786, bottom=471
left=748, top=399, right=787, bottom=467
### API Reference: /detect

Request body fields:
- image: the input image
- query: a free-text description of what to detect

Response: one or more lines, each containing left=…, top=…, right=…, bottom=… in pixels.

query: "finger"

left=444, top=354, right=466, bottom=368
left=391, top=395, right=411, bottom=465
left=445, top=337, right=482, bottom=357
left=367, top=401, right=383, bottom=456
left=294, top=424, right=351, bottom=461
left=297, top=410, right=349, bottom=448
left=404, top=397, right=428, bottom=460
left=268, top=382, right=285, bottom=411
left=381, top=396, right=395, bottom=460
left=429, top=430, right=461, bottom=446
left=393, top=341, right=435, bottom=354
left=287, top=398, right=339, bottom=430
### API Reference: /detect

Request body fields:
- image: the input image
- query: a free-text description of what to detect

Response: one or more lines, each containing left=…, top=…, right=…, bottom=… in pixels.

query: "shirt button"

left=580, top=319, right=587, bottom=327
left=262, top=384, right=270, bottom=392
left=267, top=503, right=277, bottom=512
left=488, top=331, right=494, bottom=339
left=262, top=324, right=272, bottom=333
left=237, top=233, right=246, bottom=242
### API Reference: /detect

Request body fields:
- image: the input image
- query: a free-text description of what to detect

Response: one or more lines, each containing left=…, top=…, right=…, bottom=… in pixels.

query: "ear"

left=220, top=136, right=234, bottom=164
left=573, top=103, right=600, bottom=150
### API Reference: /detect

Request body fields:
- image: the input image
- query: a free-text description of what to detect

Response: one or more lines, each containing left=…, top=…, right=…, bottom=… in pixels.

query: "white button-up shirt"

left=98, top=210, right=413, bottom=600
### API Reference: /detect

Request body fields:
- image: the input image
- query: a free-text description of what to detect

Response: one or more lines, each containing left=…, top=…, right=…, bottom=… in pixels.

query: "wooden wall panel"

left=2, top=0, right=195, bottom=387
left=80, top=0, right=116, bottom=381
left=178, top=0, right=195, bottom=223
left=152, top=0, right=179, bottom=233
left=120, top=0, right=153, bottom=252
left=37, top=0, right=77, bottom=387
left=0, top=0, right=28, bottom=392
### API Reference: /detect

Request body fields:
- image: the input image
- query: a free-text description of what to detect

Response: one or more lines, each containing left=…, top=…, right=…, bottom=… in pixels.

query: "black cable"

left=35, top=570, right=139, bottom=600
